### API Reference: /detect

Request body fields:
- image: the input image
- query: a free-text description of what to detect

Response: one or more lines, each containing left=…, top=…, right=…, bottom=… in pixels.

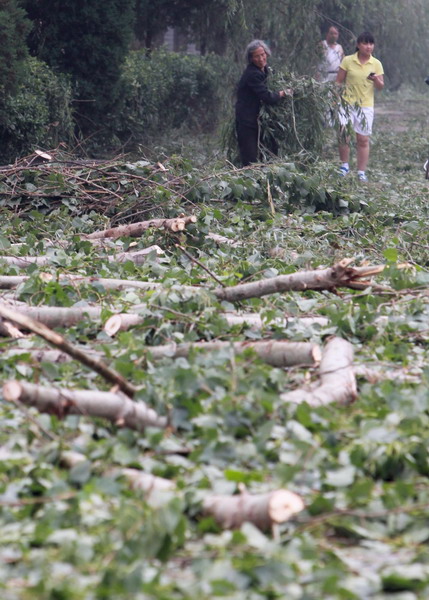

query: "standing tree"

left=0, top=0, right=30, bottom=96
left=23, top=0, right=135, bottom=131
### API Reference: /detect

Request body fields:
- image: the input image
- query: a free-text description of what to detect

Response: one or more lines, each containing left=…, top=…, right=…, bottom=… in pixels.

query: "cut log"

left=104, top=311, right=329, bottom=337
left=202, top=489, right=305, bottom=530
left=214, top=259, right=392, bottom=302
left=4, top=347, right=98, bottom=363
left=3, top=381, right=167, bottom=431
left=0, top=303, right=103, bottom=329
left=0, top=274, right=199, bottom=295
left=223, top=312, right=329, bottom=329
left=0, top=255, right=51, bottom=268
left=281, top=336, right=357, bottom=406
left=146, top=340, right=321, bottom=367
left=0, top=245, right=163, bottom=269
left=4, top=340, right=321, bottom=369
left=104, top=313, right=144, bottom=336
left=60, top=452, right=304, bottom=530
left=85, top=215, right=197, bottom=240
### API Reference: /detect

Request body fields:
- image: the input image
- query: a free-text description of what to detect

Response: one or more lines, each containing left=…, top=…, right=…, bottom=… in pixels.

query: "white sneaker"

left=339, top=166, right=349, bottom=176
left=357, top=172, right=368, bottom=182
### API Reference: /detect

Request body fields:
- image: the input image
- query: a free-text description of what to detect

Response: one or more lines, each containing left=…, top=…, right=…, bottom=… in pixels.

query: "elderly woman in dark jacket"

left=235, top=40, right=286, bottom=166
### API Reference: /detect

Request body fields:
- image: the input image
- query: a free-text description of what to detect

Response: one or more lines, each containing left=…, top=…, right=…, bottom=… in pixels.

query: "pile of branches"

left=0, top=148, right=361, bottom=221
left=0, top=149, right=188, bottom=223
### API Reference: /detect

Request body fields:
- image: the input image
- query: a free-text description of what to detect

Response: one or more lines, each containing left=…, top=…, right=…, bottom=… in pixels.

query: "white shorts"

left=338, top=105, right=374, bottom=136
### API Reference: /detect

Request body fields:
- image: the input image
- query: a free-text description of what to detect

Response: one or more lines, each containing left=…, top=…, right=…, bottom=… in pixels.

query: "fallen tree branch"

left=202, top=488, right=305, bottom=530
left=0, top=245, right=163, bottom=269
left=214, top=259, right=395, bottom=302
left=4, top=347, right=100, bottom=363
left=61, top=452, right=304, bottom=530
left=104, top=312, right=144, bottom=336
left=8, top=340, right=321, bottom=369
left=3, top=381, right=166, bottom=430
left=223, top=312, right=329, bottom=329
left=206, top=232, right=242, bottom=247
left=85, top=215, right=197, bottom=240
left=0, top=274, right=197, bottom=294
left=354, top=364, right=421, bottom=384
left=0, top=304, right=136, bottom=397
left=0, top=303, right=103, bottom=329
left=104, top=311, right=329, bottom=336
left=146, top=340, right=322, bottom=367
left=281, top=336, right=357, bottom=406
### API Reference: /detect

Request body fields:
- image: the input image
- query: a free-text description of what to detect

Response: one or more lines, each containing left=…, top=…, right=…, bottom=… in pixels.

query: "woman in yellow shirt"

left=336, top=32, right=384, bottom=182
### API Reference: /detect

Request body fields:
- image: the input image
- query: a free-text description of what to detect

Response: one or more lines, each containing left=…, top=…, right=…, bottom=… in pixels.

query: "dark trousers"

left=236, top=120, right=259, bottom=166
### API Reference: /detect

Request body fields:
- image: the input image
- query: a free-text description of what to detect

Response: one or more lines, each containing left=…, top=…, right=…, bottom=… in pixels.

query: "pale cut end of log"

left=61, top=451, right=87, bottom=468
left=104, top=315, right=123, bottom=336
left=3, top=380, right=23, bottom=402
left=312, top=345, right=322, bottom=365
left=268, top=490, right=305, bottom=523
left=104, top=313, right=143, bottom=336
left=204, top=488, right=305, bottom=530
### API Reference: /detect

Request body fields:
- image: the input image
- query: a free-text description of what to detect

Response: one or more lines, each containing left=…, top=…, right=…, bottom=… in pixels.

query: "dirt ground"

left=376, top=91, right=429, bottom=132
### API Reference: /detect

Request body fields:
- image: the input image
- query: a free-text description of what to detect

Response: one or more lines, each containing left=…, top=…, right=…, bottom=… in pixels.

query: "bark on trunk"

left=281, top=336, right=357, bottom=406
left=3, top=381, right=167, bottom=430
left=214, top=259, right=390, bottom=302
left=85, top=215, right=197, bottom=240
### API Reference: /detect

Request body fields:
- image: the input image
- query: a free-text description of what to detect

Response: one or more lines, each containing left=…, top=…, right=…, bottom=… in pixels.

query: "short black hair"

left=356, top=31, right=375, bottom=50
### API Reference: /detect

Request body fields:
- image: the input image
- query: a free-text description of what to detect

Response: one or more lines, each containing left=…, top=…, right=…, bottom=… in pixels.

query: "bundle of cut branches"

left=222, top=71, right=347, bottom=163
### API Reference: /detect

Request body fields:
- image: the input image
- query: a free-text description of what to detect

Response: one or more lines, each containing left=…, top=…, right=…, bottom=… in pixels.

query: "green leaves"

left=3, top=89, right=429, bottom=599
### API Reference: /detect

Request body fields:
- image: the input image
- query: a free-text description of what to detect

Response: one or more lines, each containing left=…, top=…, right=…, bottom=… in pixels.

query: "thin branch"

left=176, top=244, right=225, bottom=287
left=0, top=304, right=137, bottom=398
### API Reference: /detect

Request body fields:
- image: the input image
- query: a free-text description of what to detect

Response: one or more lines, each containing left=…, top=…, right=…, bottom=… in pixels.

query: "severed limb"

left=145, top=339, right=322, bottom=367
left=202, top=488, right=305, bottom=531
left=61, top=452, right=304, bottom=531
left=223, top=312, right=329, bottom=329
left=85, top=215, right=197, bottom=240
left=214, top=258, right=395, bottom=302
left=0, top=303, right=136, bottom=397
left=5, top=340, right=321, bottom=369
left=0, top=303, right=103, bottom=329
left=0, top=274, right=197, bottom=294
left=281, top=336, right=357, bottom=406
left=0, top=245, right=163, bottom=269
left=3, top=380, right=166, bottom=430
left=104, top=310, right=328, bottom=337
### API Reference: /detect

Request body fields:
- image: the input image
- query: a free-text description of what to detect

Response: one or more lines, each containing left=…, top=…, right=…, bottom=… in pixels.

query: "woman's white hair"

left=245, top=39, right=271, bottom=63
